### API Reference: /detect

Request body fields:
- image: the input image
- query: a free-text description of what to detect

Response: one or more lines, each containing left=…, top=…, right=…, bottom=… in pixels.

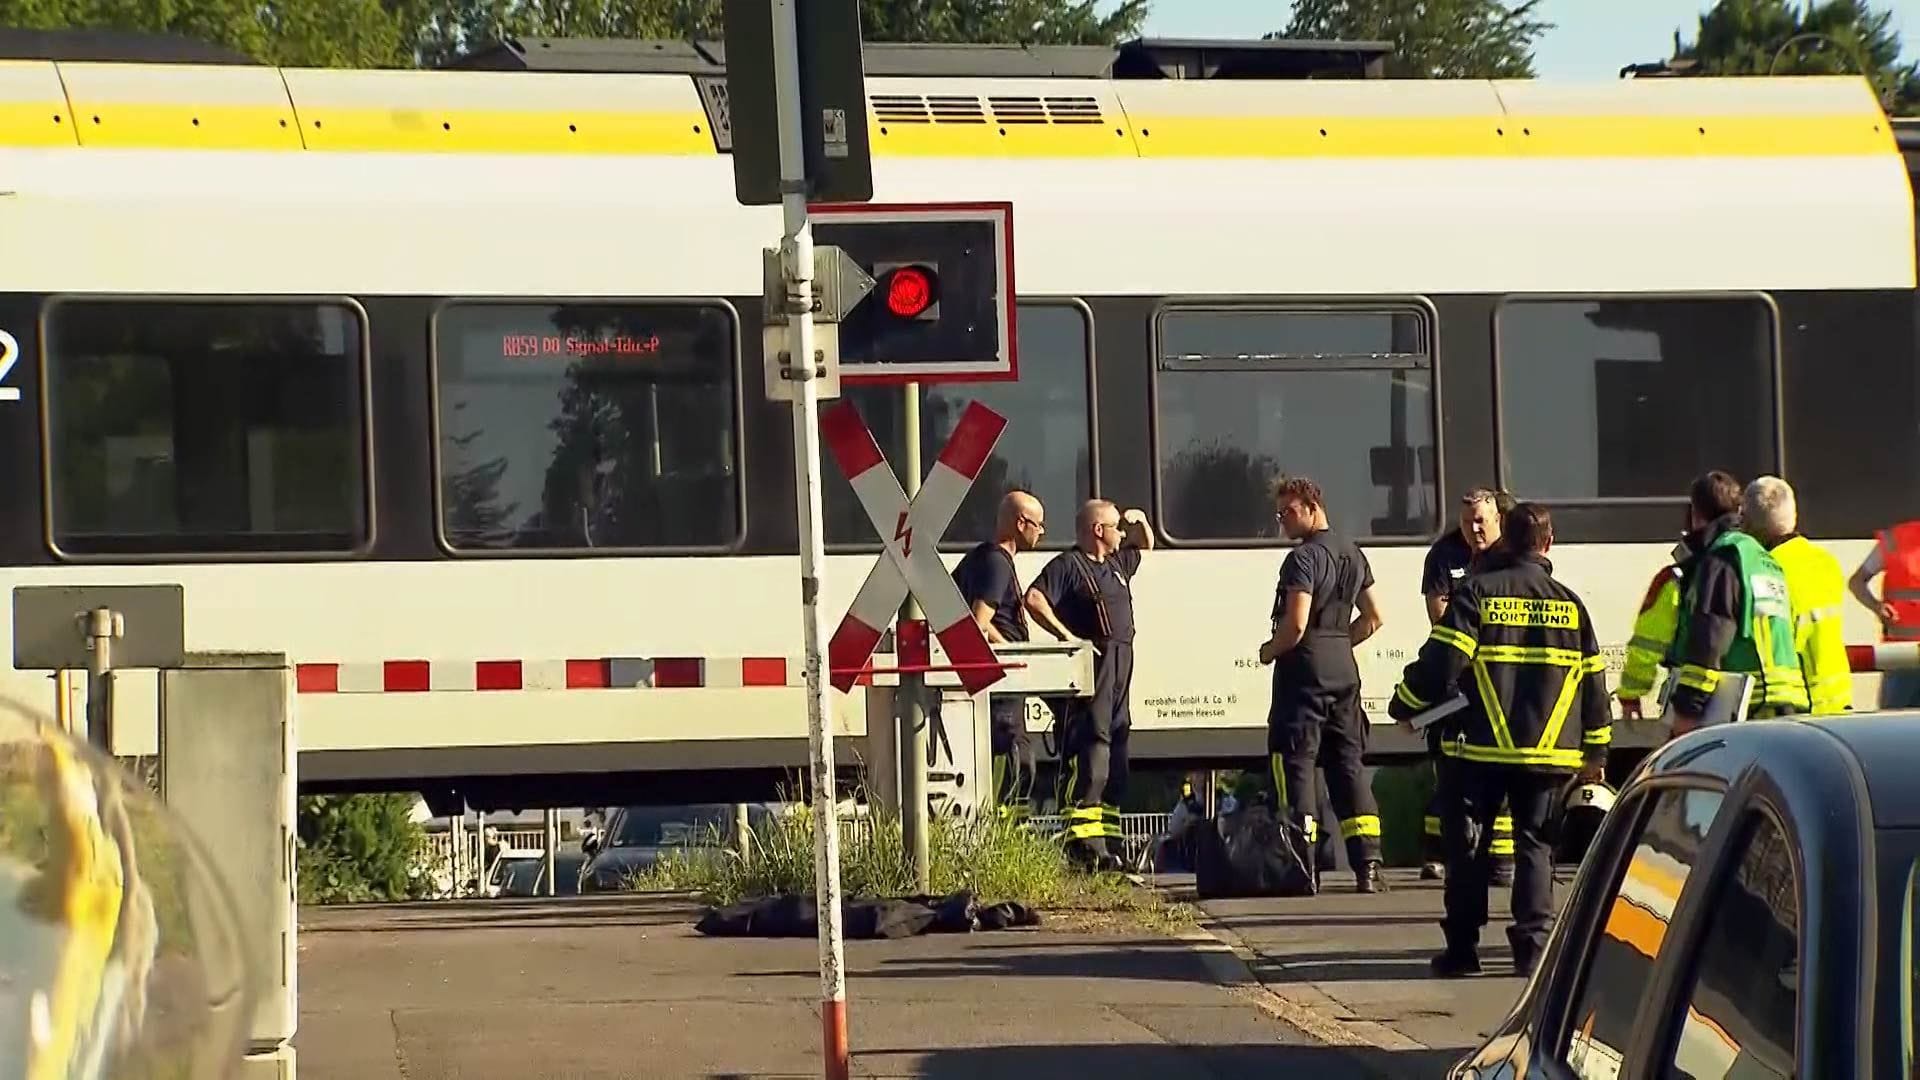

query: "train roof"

left=0, top=33, right=1908, bottom=298
left=0, top=42, right=1897, bottom=162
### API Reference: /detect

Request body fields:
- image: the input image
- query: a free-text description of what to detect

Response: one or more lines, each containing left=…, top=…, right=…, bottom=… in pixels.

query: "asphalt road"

left=292, top=892, right=1451, bottom=1079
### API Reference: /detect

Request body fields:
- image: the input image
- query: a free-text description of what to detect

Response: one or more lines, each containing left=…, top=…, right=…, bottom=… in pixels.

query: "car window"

left=1662, top=813, right=1798, bottom=1079
left=610, top=805, right=733, bottom=848
left=1564, top=787, right=1726, bottom=1080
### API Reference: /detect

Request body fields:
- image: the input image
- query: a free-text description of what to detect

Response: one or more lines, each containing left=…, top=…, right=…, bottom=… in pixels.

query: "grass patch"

left=628, top=793, right=1192, bottom=932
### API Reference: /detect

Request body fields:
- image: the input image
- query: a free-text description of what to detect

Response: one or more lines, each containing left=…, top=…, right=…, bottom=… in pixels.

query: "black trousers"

left=989, top=695, right=1035, bottom=819
left=1423, top=745, right=1514, bottom=868
left=1267, top=680, right=1383, bottom=869
left=1436, top=756, right=1559, bottom=958
left=1056, top=642, right=1133, bottom=864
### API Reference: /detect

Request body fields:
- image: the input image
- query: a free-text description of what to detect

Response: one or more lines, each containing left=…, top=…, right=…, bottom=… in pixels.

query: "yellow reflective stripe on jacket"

left=1537, top=653, right=1587, bottom=752
left=1620, top=571, right=1682, bottom=700
left=1429, top=624, right=1477, bottom=658
left=1477, top=644, right=1586, bottom=666
left=1395, top=682, right=1429, bottom=711
left=1584, top=724, right=1614, bottom=747
left=1677, top=664, right=1721, bottom=693
left=1470, top=660, right=1518, bottom=750
left=1442, top=741, right=1587, bottom=769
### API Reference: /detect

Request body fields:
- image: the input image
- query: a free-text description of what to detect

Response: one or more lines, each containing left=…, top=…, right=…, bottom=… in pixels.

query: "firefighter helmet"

left=1548, top=778, right=1617, bottom=866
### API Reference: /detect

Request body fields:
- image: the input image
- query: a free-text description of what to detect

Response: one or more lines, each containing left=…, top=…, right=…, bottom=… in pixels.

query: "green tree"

left=409, top=0, right=713, bottom=70
left=855, top=0, right=1148, bottom=45
left=296, top=794, right=434, bottom=903
left=1274, top=0, right=1551, bottom=78
left=0, top=0, right=416, bottom=67
left=1675, top=0, right=1920, bottom=113
left=415, top=0, right=1150, bottom=66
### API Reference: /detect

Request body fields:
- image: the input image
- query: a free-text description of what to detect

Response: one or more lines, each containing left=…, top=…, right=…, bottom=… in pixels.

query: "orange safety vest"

left=1880, top=521, right=1920, bottom=640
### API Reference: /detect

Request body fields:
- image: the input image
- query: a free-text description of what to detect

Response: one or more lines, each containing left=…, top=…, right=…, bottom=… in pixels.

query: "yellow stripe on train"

left=0, top=59, right=1899, bottom=159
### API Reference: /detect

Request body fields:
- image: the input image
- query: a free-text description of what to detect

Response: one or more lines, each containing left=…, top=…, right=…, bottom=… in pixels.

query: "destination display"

left=496, top=331, right=664, bottom=359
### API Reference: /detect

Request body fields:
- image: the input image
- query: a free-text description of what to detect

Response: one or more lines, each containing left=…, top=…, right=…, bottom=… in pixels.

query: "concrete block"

left=240, top=1042, right=295, bottom=1080
left=159, top=652, right=297, bottom=1046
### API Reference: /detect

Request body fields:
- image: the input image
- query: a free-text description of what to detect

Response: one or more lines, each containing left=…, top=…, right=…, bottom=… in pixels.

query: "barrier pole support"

left=899, top=382, right=931, bottom=894
left=770, top=0, right=849, bottom=1075
left=544, top=809, right=559, bottom=897
left=81, top=606, right=122, bottom=754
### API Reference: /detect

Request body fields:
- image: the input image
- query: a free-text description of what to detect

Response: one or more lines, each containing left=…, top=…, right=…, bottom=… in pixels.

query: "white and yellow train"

left=0, top=36, right=1911, bottom=807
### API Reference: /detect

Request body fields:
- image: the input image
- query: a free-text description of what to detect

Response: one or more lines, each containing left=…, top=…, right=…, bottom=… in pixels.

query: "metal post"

left=734, top=802, right=753, bottom=860
left=449, top=814, right=464, bottom=899
left=81, top=606, right=122, bottom=754
left=544, top=809, right=559, bottom=897
left=898, top=384, right=931, bottom=893
left=51, top=670, right=71, bottom=734
left=771, top=0, right=849, bottom=1075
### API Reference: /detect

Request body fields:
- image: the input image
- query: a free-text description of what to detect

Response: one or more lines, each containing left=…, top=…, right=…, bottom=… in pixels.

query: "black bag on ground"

left=1192, top=802, right=1318, bottom=899
left=694, top=892, right=1042, bottom=938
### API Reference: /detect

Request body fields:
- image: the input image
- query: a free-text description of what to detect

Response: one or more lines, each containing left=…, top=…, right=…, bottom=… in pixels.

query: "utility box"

left=862, top=640, right=1095, bottom=817
left=158, top=652, right=297, bottom=1053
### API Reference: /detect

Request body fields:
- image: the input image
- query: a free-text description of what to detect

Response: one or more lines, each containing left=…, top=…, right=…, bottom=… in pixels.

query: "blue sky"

left=1104, top=0, right=1920, bottom=79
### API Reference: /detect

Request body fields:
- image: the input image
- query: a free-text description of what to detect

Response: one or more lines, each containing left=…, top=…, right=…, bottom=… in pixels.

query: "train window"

left=43, top=299, right=368, bottom=556
left=1562, top=786, right=1725, bottom=1080
left=1496, top=297, right=1778, bottom=503
left=820, top=301, right=1093, bottom=548
left=432, top=302, right=741, bottom=552
left=1152, top=304, right=1439, bottom=542
left=1663, top=813, right=1798, bottom=1079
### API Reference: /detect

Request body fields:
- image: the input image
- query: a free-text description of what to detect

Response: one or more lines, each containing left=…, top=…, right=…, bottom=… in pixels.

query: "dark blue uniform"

left=952, top=541, right=1033, bottom=816
left=1268, top=528, right=1384, bottom=879
left=1031, top=544, right=1142, bottom=870
left=1420, top=532, right=1516, bottom=881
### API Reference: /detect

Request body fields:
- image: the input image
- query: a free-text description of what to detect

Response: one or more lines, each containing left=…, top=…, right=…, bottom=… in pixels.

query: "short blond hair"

left=1743, top=475, right=1797, bottom=543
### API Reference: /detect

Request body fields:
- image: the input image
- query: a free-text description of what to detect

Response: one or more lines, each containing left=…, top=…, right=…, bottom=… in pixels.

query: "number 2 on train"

left=0, top=330, right=18, bottom=402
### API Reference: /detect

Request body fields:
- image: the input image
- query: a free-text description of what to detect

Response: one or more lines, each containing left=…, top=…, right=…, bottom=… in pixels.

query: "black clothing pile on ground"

left=1183, top=802, right=1319, bottom=900
left=695, top=891, right=1042, bottom=939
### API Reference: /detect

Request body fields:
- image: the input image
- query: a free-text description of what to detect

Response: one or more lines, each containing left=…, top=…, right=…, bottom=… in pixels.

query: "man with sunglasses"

left=1025, top=499, right=1154, bottom=872
left=952, top=490, right=1049, bottom=820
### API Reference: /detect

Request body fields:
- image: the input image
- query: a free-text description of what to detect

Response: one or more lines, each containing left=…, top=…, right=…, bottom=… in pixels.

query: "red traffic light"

left=882, top=265, right=937, bottom=318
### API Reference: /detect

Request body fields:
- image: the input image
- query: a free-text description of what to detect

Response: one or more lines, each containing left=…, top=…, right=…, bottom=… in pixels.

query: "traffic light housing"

left=809, top=202, right=1016, bottom=384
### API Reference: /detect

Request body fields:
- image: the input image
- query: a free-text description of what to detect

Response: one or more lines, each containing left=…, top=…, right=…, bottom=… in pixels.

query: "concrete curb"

left=1175, top=910, right=1433, bottom=1056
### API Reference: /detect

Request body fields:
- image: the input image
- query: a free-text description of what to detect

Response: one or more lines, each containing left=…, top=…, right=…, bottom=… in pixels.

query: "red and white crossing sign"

left=820, top=398, right=1009, bottom=696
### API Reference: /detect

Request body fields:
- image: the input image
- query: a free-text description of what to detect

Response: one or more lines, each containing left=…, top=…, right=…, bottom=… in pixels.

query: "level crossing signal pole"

left=769, top=10, right=848, bottom=1079
left=722, top=0, right=874, bottom=1074
left=721, top=1, right=1016, bottom=1069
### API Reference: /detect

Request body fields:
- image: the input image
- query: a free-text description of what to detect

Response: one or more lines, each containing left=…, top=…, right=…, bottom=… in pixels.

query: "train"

left=0, top=34, right=1913, bottom=810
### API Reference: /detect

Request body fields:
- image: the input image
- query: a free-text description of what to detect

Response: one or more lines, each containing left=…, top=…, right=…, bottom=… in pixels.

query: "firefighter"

left=953, top=490, right=1047, bottom=819
left=1848, top=515, right=1920, bottom=708
left=1664, top=471, right=1808, bottom=734
left=1388, top=502, right=1611, bottom=978
left=1025, top=499, right=1153, bottom=872
left=1616, top=560, right=1685, bottom=722
left=1743, top=476, right=1853, bottom=715
left=1258, top=475, right=1387, bottom=894
left=1418, top=487, right=1515, bottom=886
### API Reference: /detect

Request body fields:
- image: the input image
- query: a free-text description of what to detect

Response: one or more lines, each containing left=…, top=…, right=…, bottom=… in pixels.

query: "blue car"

left=1452, top=714, right=1920, bottom=1079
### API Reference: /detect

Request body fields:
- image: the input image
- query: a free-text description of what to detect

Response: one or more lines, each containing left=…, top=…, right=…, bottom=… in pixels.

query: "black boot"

left=1356, top=859, right=1388, bottom=894
left=1430, top=948, right=1482, bottom=978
